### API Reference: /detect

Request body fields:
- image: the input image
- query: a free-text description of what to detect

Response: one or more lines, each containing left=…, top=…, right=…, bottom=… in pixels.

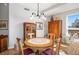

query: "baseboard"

left=8, top=46, right=14, bottom=49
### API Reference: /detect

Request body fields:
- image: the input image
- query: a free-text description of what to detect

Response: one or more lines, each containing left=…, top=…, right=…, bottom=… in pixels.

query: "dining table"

left=24, top=38, right=53, bottom=54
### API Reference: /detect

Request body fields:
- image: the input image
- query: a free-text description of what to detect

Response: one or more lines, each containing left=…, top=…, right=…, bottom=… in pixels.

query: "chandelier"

left=30, top=3, right=46, bottom=21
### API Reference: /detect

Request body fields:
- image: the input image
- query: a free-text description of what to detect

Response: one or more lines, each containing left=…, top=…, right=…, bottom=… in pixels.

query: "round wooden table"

left=24, top=38, right=53, bottom=54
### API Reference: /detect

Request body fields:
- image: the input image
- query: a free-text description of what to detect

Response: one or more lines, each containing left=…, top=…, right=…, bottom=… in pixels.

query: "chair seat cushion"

left=23, top=48, right=34, bottom=55
left=42, top=48, right=56, bottom=55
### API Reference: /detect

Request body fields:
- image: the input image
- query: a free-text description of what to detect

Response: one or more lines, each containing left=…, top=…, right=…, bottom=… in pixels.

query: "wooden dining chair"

left=28, top=33, right=35, bottom=39
left=16, top=38, right=34, bottom=55
left=48, top=33, right=54, bottom=39
left=55, top=38, right=61, bottom=54
left=42, top=34, right=61, bottom=55
left=48, top=33, right=55, bottom=48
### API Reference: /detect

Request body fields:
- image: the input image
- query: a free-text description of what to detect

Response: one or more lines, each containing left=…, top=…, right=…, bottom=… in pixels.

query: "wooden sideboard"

left=0, top=35, right=8, bottom=52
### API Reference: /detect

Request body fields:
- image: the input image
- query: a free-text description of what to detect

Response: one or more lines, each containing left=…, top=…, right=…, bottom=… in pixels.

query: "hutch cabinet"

left=24, top=23, right=36, bottom=41
left=48, top=18, right=62, bottom=38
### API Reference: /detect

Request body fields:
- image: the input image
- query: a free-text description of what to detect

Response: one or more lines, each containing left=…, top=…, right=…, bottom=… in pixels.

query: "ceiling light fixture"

left=30, top=3, right=46, bottom=21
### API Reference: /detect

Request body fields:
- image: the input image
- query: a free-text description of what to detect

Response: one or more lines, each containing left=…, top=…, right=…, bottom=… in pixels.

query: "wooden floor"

left=0, top=48, right=18, bottom=55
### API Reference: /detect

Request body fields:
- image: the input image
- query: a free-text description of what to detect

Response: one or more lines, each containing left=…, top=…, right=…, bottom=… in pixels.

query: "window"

left=67, top=13, right=79, bottom=35
left=68, top=13, right=79, bottom=28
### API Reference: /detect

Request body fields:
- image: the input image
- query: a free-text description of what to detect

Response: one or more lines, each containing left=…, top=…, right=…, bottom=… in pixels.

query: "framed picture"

left=0, top=20, right=8, bottom=30
left=36, top=22, right=43, bottom=30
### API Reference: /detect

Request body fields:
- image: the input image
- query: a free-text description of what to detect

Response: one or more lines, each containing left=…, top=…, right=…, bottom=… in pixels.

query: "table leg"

left=35, top=50, right=39, bottom=55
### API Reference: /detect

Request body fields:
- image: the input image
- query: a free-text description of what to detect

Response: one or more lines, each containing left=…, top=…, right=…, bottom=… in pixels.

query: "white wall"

left=0, top=30, right=9, bottom=35
left=54, top=8, right=79, bottom=36
left=36, top=19, right=45, bottom=38
left=9, top=3, right=47, bottom=48
left=9, top=3, right=31, bottom=48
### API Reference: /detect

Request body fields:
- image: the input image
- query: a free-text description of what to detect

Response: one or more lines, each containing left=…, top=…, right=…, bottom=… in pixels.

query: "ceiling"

left=19, top=3, right=79, bottom=16
left=9, top=3, right=79, bottom=20
left=20, top=3, right=57, bottom=12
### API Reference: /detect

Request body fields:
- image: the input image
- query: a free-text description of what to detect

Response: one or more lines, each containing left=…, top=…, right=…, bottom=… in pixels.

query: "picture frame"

left=0, top=20, right=8, bottom=30
left=36, top=22, right=43, bottom=30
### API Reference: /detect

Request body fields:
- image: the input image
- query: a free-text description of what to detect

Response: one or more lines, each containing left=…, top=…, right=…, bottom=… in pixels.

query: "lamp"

left=30, top=3, right=46, bottom=21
